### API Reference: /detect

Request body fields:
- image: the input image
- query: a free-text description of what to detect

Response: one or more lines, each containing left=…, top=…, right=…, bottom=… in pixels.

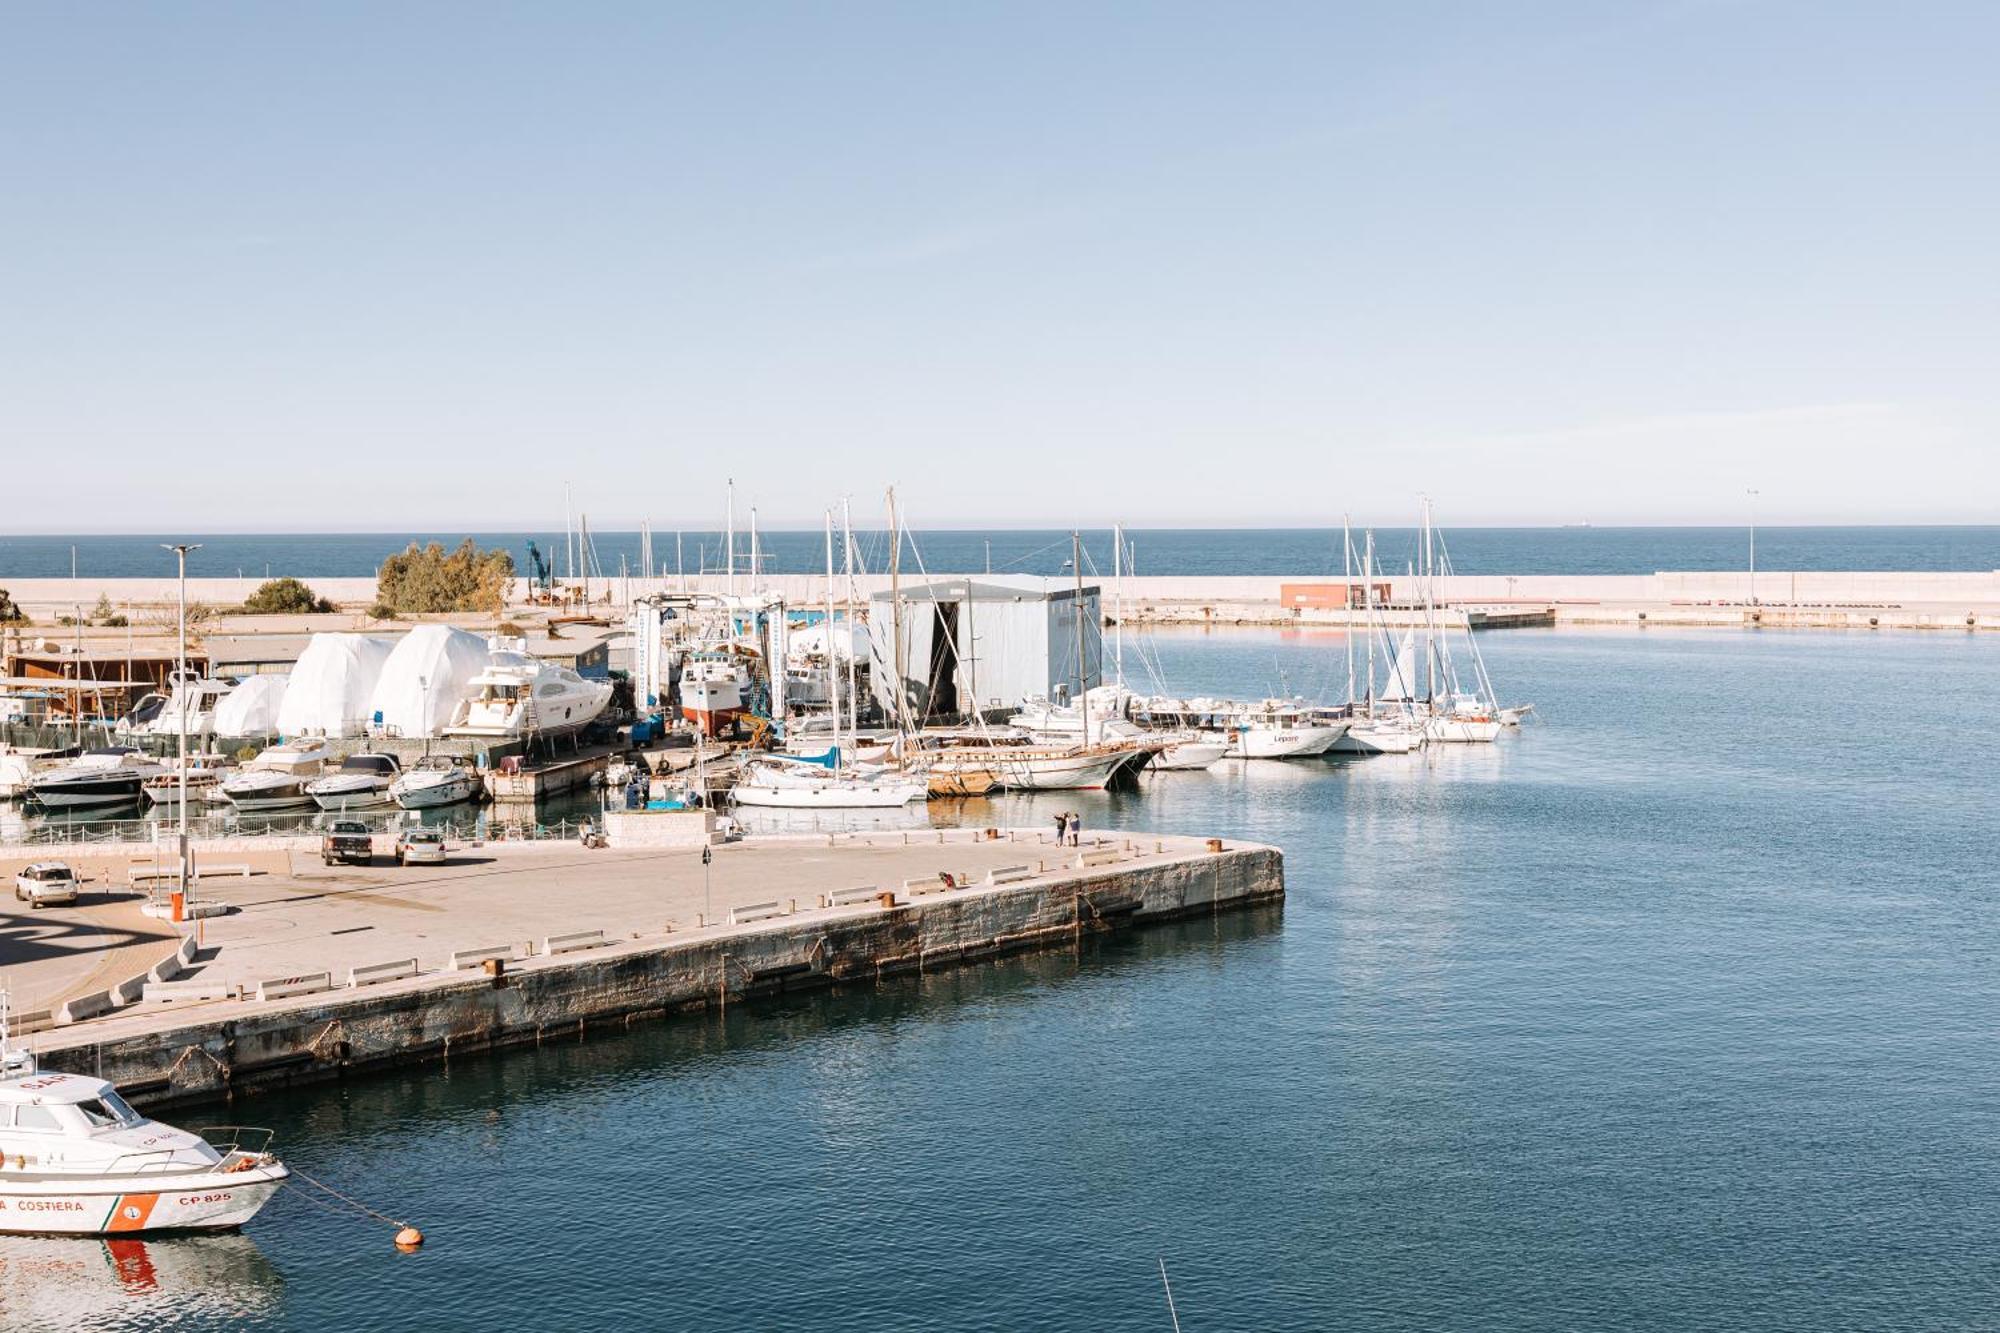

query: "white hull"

left=1331, top=722, right=1425, bottom=755
left=731, top=778, right=927, bottom=809
left=26, top=781, right=146, bottom=810
left=1228, top=723, right=1347, bottom=759
left=1150, top=738, right=1229, bottom=771
left=0, top=1165, right=287, bottom=1236
left=308, top=779, right=395, bottom=810
left=390, top=770, right=480, bottom=809
left=1424, top=716, right=1502, bottom=744
left=929, top=747, right=1135, bottom=791
left=218, top=778, right=317, bottom=812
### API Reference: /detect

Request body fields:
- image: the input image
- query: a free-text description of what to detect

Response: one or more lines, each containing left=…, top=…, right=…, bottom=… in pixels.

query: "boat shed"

left=868, top=576, right=1101, bottom=722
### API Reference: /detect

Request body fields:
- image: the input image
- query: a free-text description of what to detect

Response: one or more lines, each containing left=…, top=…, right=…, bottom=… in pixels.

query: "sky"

left=2, top=1, right=1995, bottom=532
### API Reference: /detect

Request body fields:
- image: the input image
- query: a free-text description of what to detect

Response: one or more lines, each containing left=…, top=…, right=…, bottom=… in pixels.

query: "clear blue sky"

left=3, top=2, right=1994, bottom=531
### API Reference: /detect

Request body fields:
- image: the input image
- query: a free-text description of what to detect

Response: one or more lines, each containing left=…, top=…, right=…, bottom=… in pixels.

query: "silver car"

left=14, top=861, right=80, bottom=908
left=394, top=828, right=447, bottom=867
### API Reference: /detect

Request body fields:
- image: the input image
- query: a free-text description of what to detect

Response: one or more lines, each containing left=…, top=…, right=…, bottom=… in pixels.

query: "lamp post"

left=1746, top=489, right=1759, bottom=606
left=163, top=544, right=201, bottom=922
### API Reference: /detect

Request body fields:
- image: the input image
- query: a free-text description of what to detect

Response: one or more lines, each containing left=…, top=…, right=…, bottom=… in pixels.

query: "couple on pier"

left=1053, top=811, right=1081, bottom=847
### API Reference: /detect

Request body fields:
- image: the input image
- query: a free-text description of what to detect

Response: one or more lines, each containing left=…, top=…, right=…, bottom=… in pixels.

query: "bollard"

left=483, top=957, right=506, bottom=979
left=875, top=891, right=897, bottom=910
left=1206, top=838, right=1224, bottom=853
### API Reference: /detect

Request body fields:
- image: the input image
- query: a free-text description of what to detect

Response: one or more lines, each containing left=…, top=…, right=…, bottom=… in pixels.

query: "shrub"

left=242, top=577, right=334, bottom=615
left=375, top=539, right=515, bottom=615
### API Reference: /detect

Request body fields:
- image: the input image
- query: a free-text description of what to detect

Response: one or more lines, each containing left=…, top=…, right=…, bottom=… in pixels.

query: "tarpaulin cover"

left=369, top=625, right=490, bottom=738
left=275, top=634, right=396, bottom=738
left=213, top=674, right=287, bottom=736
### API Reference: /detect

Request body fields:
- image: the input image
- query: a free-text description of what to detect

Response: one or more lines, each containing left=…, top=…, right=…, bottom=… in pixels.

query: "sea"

left=7, top=623, right=1996, bottom=1332
left=4, top=526, right=2000, bottom=581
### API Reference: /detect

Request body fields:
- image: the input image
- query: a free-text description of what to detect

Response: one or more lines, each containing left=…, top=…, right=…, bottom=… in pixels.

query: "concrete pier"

left=17, top=830, right=1282, bottom=1110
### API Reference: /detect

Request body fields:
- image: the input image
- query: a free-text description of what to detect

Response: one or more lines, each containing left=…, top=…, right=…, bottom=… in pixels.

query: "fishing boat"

left=677, top=649, right=755, bottom=738
left=26, top=749, right=165, bottom=809
left=305, top=753, right=402, bottom=810
left=0, top=1011, right=288, bottom=1235
left=217, top=741, right=330, bottom=812
left=388, top=755, right=481, bottom=809
left=444, top=640, right=614, bottom=742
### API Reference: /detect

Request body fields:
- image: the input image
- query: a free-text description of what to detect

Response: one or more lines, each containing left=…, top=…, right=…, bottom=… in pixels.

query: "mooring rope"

left=287, top=1162, right=408, bottom=1228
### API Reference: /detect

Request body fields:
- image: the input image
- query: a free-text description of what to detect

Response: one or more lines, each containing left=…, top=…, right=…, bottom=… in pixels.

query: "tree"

left=90, top=593, right=128, bottom=627
left=373, top=539, right=515, bottom=616
left=0, top=588, right=30, bottom=625
left=242, top=577, right=335, bottom=615
left=142, top=600, right=218, bottom=647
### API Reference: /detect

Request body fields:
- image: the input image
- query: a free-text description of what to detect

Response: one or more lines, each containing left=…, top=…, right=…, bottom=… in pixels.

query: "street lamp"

left=162, top=544, right=201, bottom=922
left=1745, top=489, right=1759, bottom=607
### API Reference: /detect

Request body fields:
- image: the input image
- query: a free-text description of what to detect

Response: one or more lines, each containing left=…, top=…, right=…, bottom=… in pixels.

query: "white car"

left=14, top=862, right=80, bottom=908
left=394, top=828, right=448, bottom=867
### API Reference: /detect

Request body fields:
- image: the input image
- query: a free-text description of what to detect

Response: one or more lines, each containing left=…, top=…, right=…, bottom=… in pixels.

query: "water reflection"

left=0, top=1233, right=282, bottom=1328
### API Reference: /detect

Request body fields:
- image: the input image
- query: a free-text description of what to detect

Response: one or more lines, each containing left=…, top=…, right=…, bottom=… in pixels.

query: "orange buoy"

left=394, top=1226, right=425, bottom=1249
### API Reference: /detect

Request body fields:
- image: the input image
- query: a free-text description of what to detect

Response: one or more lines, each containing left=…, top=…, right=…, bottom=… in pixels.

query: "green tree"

left=241, top=577, right=335, bottom=615
left=374, top=539, right=515, bottom=615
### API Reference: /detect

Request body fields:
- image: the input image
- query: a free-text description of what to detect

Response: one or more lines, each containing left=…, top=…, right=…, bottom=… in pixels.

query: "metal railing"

left=14, top=813, right=594, bottom=847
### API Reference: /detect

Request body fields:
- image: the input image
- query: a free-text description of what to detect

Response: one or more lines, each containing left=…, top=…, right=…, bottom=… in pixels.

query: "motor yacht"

left=26, top=749, right=165, bottom=809
left=306, top=753, right=402, bottom=810
left=217, top=741, right=330, bottom=812
left=389, top=755, right=481, bottom=809
left=141, top=755, right=234, bottom=806
left=116, top=672, right=235, bottom=741
left=444, top=641, right=613, bottom=741
left=0, top=1033, right=288, bottom=1235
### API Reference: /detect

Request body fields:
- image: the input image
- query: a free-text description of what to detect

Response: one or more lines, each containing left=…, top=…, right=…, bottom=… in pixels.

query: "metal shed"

left=868, top=576, right=1101, bottom=722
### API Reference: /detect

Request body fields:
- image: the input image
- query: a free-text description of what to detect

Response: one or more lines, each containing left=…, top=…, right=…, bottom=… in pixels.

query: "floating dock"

left=25, top=828, right=1282, bottom=1110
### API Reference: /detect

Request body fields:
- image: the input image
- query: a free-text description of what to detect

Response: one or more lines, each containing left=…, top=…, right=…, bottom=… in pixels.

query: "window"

left=76, top=1097, right=135, bottom=1129
left=14, top=1105, right=60, bottom=1132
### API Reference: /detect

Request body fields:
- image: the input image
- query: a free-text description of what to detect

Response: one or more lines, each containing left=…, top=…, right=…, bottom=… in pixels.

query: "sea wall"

left=42, top=845, right=1283, bottom=1111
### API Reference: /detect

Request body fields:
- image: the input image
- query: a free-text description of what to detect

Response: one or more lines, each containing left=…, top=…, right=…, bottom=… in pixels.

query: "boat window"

left=13, top=1105, right=60, bottom=1132
left=98, top=1088, right=140, bottom=1123
left=75, top=1097, right=135, bottom=1129
left=537, top=684, right=561, bottom=696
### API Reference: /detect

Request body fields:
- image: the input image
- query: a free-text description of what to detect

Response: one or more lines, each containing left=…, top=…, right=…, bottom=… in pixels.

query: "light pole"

left=1746, top=489, right=1759, bottom=606
left=163, top=543, right=201, bottom=922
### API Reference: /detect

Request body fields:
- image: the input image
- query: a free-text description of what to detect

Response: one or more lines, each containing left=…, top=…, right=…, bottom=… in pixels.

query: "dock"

left=16, top=828, right=1283, bottom=1110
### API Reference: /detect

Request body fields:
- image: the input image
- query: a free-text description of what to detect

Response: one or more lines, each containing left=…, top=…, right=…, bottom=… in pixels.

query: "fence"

left=11, top=812, right=594, bottom=847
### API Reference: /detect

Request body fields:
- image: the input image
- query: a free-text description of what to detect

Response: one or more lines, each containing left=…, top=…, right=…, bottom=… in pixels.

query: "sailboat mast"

left=842, top=497, right=858, bottom=738
left=1343, top=514, right=1354, bottom=706
left=1073, top=530, right=1090, bottom=743
left=1363, top=530, right=1376, bottom=711
left=749, top=507, right=761, bottom=593
left=725, top=478, right=736, bottom=598
left=1422, top=497, right=1436, bottom=704
left=824, top=509, right=841, bottom=759
left=1113, top=523, right=1125, bottom=688
left=564, top=482, right=574, bottom=581
left=888, top=488, right=905, bottom=749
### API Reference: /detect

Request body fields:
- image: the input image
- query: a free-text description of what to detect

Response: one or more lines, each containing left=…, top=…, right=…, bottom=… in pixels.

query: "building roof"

left=870, top=576, right=1097, bottom=604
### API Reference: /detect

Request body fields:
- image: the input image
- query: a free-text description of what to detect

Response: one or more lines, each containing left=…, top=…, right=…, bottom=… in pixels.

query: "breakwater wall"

left=41, top=844, right=1283, bottom=1111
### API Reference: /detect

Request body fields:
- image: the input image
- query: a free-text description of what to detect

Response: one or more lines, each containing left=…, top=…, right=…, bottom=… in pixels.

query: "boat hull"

left=1227, top=723, right=1347, bottom=759
left=1425, top=717, right=1501, bottom=744
left=1150, top=739, right=1228, bottom=771
left=391, top=773, right=480, bottom=809
left=218, top=781, right=316, bottom=812
left=307, top=780, right=395, bottom=811
left=27, top=777, right=146, bottom=809
left=730, top=780, right=926, bottom=809
left=0, top=1165, right=288, bottom=1236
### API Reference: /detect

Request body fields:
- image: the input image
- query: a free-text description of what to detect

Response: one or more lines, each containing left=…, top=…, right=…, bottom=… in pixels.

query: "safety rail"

left=197, top=1126, right=278, bottom=1159
left=14, top=814, right=592, bottom=847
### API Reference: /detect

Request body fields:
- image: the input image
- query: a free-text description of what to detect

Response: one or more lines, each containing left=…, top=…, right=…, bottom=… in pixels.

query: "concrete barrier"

left=192, top=862, right=252, bottom=879
left=256, top=972, right=333, bottom=1002
left=1077, top=847, right=1123, bottom=868
left=542, top=930, right=606, bottom=956
left=728, top=901, right=789, bottom=925
left=148, top=936, right=199, bottom=984
left=143, top=979, right=240, bottom=1003
left=825, top=885, right=884, bottom=907
left=11, top=1009, right=53, bottom=1036
left=57, top=990, right=115, bottom=1024
left=348, top=958, right=420, bottom=988
left=449, top=946, right=516, bottom=971
left=112, top=973, right=150, bottom=1006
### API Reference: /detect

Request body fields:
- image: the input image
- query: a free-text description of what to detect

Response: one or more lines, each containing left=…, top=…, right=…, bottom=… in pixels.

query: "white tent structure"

left=869, top=576, right=1100, bottom=722
left=786, top=618, right=870, bottom=664
left=369, top=626, right=490, bottom=738
left=213, top=674, right=288, bottom=737
left=275, top=634, right=395, bottom=738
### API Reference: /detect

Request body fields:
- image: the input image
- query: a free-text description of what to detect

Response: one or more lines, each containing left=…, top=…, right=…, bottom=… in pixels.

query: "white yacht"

left=729, top=754, right=927, bottom=809
left=444, top=640, right=614, bottom=741
left=117, top=672, right=235, bottom=741
left=0, top=1031, right=288, bottom=1235
left=1223, top=702, right=1347, bottom=758
left=217, top=741, right=330, bottom=812
left=1010, top=691, right=1224, bottom=773
left=389, top=755, right=481, bottom=809
left=26, top=748, right=165, bottom=809
left=141, top=754, right=234, bottom=806
left=306, top=753, right=402, bottom=810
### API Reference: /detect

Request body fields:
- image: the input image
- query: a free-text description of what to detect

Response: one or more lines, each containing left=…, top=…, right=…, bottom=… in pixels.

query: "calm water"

left=7, top=626, right=1999, bottom=1332
left=6, top=525, right=2000, bottom=580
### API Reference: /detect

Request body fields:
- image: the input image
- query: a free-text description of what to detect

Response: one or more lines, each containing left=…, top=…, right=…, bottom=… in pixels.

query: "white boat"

left=389, top=756, right=481, bottom=809
left=26, top=748, right=165, bottom=809
left=444, top=640, right=614, bottom=741
left=1221, top=702, right=1347, bottom=759
left=0, top=1025, right=288, bottom=1236
left=918, top=737, right=1140, bottom=791
left=729, top=755, right=927, bottom=809
left=140, top=755, right=233, bottom=806
left=1423, top=699, right=1504, bottom=744
left=678, top=650, right=754, bottom=738
left=1499, top=704, right=1535, bottom=727
left=218, top=741, right=330, bottom=812
left=0, top=747, right=66, bottom=801
left=116, top=672, right=235, bottom=741
left=306, top=753, right=402, bottom=810
left=1332, top=714, right=1426, bottom=755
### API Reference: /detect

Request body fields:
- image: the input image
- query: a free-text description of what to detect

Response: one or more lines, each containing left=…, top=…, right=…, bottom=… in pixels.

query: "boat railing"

left=103, top=1146, right=199, bottom=1175
left=198, top=1125, right=278, bottom=1159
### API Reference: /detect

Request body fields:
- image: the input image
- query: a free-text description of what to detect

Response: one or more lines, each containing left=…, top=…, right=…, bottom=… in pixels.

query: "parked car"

left=14, top=861, right=80, bottom=908
left=395, top=828, right=447, bottom=867
left=320, top=820, right=375, bottom=867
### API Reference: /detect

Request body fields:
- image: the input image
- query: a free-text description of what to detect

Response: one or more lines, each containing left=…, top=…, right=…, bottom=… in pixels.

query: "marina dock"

left=14, top=829, right=1282, bottom=1110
